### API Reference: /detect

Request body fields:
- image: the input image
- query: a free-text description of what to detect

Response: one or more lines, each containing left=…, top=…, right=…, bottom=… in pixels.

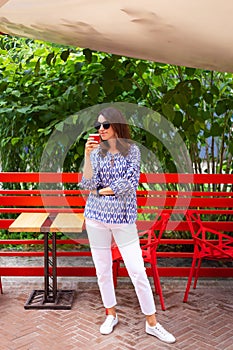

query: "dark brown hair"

left=96, top=107, right=132, bottom=157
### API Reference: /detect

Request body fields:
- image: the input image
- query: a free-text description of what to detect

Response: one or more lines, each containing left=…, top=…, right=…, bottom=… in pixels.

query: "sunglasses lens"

left=94, top=123, right=101, bottom=130
left=103, top=122, right=110, bottom=129
left=94, top=122, right=111, bottom=130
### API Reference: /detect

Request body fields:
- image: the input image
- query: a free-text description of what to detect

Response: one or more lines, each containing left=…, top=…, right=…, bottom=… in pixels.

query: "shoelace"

left=155, top=323, right=167, bottom=336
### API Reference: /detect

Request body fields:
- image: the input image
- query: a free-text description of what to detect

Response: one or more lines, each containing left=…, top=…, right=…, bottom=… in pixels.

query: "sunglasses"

left=94, top=121, right=111, bottom=130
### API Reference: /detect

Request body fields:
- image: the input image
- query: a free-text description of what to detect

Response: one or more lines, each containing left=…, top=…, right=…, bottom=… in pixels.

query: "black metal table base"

left=24, top=289, right=76, bottom=310
left=24, top=215, right=77, bottom=310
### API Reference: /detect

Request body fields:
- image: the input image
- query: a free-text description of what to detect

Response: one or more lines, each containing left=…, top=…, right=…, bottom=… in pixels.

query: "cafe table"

left=9, top=212, right=84, bottom=310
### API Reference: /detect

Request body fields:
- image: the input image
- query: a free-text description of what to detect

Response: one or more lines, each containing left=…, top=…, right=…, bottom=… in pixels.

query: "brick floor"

left=0, top=276, right=233, bottom=350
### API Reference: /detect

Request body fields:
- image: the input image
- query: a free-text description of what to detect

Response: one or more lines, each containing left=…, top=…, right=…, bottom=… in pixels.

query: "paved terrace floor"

left=0, top=276, right=233, bottom=350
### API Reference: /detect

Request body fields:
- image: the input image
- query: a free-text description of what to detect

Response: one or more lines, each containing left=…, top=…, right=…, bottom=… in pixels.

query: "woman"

left=80, top=107, right=176, bottom=344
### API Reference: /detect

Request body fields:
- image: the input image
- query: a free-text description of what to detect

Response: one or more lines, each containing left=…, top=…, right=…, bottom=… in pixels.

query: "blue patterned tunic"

left=80, top=143, right=141, bottom=224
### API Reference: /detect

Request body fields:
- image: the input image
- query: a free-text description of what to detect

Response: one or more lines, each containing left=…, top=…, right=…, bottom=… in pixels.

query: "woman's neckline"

left=108, top=150, right=120, bottom=155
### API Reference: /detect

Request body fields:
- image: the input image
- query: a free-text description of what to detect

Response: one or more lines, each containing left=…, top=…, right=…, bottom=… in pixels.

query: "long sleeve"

left=110, top=144, right=140, bottom=197
left=79, top=149, right=101, bottom=190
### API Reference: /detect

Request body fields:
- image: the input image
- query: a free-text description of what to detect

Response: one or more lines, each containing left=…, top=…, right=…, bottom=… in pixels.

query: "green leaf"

left=226, top=98, right=233, bottom=109
left=210, top=85, right=219, bottom=96
left=203, top=92, right=213, bottom=104
left=190, top=79, right=202, bottom=97
left=83, top=48, right=92, bottom=63
left=52, top=54, right=57, bottom=65
left=103, top=68, right=117, bottom=80
left=122, top=79, right=132, bottom=91
left=182, top=120, right=191, bottom=131
left=163, top=90, right=175, bottom=104
left=228, top=140, right=233, bottom=155
left=216, top=100, right=227, bottom=115
left=157, top=85, right=167, bottom=93
left=0, top=81, right=8, bottom=92
left=34, top=57, right=40, bottom=75
left=103, top=80, right=114, bottom=95
left=31, top=104, right=49, bottom=112
left=186, top=105, right=198, bottom=118
left=11, top=137, right=21, bottom=146
left=38, top=127, right=52, bottom=136
left=173, top=111, right=183, bottom=127
left=194, top=121, right=201, bottom=133
left=74, top=62, right=84, bottom=72
left=136, top=62, right=147, bottom=76
left=60, top=49, right=70, bottom=62
left=101, top=57, right=112, bottom=67
left=11, top=90, right=20, bottom=97
left=17, top=106, right=32, bottom=114
left=88, top=83, right=100, bottom=98
left=199, top=110, right=211, bottom=121
left=185, top=67, right=196, bottom=76
left=173, top=91, right=188, bottom=109
left=0, top=107, right=13, bottom=113
left=46, top=52, right=55, bottom=66
left=210, top=122, right=224, bottom=136
left=153, top=67, right=164, bottom=75
left=134, top=88, right=142, bottom=100
left=161, top=104, right=175, bottom=120
left=141, top=85, right=149, bottom=98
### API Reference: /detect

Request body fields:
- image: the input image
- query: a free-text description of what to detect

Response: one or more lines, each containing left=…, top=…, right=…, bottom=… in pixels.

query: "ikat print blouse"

left=79, top=143, right=141, bottom=224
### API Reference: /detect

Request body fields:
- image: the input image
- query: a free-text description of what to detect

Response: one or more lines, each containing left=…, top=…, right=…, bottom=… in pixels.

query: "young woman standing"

left=80, top=107, right=175, bottom=344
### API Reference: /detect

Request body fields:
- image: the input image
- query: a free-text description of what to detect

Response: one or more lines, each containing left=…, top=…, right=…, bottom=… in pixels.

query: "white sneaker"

left=146, top=321, right=176, bottom=344
left=100, top=314, right=118, bottom=335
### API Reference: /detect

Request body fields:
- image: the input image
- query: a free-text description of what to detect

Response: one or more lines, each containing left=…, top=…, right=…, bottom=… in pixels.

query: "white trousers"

left=85, top=218, right=156, bottom=315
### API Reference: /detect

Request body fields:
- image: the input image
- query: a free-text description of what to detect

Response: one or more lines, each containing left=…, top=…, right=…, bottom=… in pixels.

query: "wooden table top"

left=50, top=213, right=84, bottom=233
left=8, top=212, right=85, bottom=233
left=9, top=213, right=50, bottom=232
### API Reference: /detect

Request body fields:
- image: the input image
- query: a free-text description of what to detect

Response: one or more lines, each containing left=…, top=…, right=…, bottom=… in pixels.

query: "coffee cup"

left=89, top=133, right=100, bottom=143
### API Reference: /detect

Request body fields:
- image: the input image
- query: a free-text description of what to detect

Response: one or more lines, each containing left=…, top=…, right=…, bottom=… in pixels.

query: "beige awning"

left=0, top=0, right=233, bottom=72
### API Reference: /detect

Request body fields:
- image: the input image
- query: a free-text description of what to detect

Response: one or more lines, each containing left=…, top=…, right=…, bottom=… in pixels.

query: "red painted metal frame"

left=139, top=173, right=233, bottom=184
left=1, top=266, right=233, bottom=278
left=183, top=211, right=233, bottom=303
left=0, top=171, right=232, bottom=183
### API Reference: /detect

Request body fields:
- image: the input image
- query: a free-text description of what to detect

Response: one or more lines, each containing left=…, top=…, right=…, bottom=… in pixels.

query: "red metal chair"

left=112, top=213, right=170, bottom=311
left=183, top=211, right=233, bottom=303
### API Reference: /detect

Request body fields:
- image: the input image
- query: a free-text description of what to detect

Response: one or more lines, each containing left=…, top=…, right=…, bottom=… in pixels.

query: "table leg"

left=24, top=221, right=75, bottom=310
left=44, top=231, right=57, bottom=303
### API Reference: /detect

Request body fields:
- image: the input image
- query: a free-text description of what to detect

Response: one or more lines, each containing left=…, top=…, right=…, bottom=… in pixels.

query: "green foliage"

left=0, top=36, right=232, bottom=176
left=0, top=36, right=232, bottom=243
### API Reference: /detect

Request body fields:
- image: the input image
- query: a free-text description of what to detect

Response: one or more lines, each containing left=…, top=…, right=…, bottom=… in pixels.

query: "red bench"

left=0, top=172, right=233, bottom=299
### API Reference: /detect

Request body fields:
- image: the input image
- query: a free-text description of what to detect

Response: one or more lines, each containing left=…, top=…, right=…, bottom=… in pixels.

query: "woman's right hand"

left=85, top=136, right=99, bottom=156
